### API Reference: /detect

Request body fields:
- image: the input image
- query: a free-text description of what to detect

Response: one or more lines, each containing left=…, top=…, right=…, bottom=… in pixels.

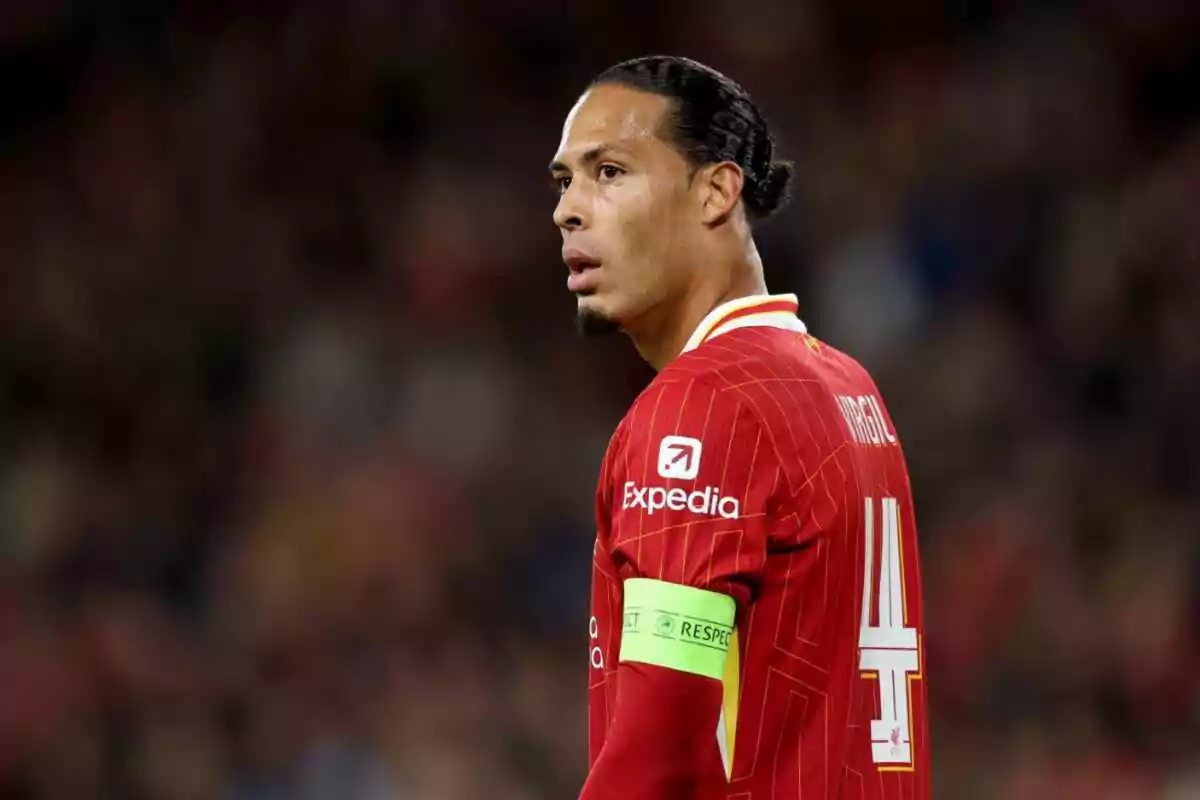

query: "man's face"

left=549, top=84, right=696, bottom=335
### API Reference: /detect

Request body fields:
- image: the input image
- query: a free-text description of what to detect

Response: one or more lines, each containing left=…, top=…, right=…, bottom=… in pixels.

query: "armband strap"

left=619, top=578, right=735, bottom=680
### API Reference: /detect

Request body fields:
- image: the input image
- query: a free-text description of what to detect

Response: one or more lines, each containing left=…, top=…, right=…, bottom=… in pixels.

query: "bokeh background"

left=2, top=1, right=1198, bottom=798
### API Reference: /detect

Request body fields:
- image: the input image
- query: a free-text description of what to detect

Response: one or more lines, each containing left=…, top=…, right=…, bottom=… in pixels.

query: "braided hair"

left=592, top=55, right=793, bottom=222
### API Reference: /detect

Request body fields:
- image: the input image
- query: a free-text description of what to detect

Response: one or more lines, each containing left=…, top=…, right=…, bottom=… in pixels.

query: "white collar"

left=680, top=293, right=807, bottom=354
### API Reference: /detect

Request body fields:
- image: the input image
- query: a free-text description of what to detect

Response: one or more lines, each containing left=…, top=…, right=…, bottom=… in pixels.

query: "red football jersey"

left=587, top=294, right=930, bottom=799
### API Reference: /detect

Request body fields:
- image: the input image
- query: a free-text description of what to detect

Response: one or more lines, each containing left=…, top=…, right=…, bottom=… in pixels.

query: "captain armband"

left=619, top=578, right=736, bottom=681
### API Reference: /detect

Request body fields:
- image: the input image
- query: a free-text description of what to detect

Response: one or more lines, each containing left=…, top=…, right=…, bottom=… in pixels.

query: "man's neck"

left=629, top=269, right=768, bottom=371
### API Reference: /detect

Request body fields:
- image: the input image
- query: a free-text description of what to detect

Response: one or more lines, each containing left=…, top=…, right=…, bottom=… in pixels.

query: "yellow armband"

left=619, top=578, right=735, bottom=680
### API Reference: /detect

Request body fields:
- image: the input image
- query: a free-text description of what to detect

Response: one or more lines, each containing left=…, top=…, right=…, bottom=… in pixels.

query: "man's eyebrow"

left=548, top=145, right=614, bottom=174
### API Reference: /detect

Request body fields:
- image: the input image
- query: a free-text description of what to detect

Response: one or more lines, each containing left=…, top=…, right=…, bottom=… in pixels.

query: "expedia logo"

left=621, top=481, right=740, bottom=520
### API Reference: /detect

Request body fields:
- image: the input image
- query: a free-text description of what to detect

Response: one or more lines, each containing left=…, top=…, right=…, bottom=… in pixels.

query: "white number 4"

left=859, top=497, right=920, bottom=766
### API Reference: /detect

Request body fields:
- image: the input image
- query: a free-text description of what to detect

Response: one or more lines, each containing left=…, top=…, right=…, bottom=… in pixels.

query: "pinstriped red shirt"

left=587, top=294, right=931, bottom=799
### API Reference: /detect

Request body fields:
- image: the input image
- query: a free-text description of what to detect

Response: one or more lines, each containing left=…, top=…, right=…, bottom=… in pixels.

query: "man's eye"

left=556, top=176, right=572, bottom=193
left=599, top=165, right=622, bottom=180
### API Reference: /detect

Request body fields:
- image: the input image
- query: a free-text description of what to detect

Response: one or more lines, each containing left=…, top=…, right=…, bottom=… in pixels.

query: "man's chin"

left=575, top=301, right=622, bottom=337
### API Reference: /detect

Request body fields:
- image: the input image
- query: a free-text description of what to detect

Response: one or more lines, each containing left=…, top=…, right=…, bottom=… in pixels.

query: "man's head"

left=549, top=56, right=793, bottom=337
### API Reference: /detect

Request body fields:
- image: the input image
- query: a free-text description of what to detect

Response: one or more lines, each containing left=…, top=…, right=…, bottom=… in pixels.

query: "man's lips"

left=564, top=248, right=601, bottom=293
left=567, top=269, right=601, bottom=293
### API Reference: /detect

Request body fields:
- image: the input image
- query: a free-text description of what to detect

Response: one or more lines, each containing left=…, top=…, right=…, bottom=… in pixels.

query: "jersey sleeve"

left=609, top=376, right=780, bottom=607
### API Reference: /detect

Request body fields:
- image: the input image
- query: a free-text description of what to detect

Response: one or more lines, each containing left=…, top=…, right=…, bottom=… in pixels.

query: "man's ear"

left=695, top=161, right=744, bottom=225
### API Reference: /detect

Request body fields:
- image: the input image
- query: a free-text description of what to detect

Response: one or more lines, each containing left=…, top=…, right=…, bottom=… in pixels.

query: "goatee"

left=576, top=306, right=621, bottom=337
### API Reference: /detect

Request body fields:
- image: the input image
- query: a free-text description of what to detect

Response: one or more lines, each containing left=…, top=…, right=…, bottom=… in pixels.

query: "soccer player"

left=549, top=56, right=930, bottom=799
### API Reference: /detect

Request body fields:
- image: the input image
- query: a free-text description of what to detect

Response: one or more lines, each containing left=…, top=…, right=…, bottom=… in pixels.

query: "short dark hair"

left=591, top=55, right=793, bottom=222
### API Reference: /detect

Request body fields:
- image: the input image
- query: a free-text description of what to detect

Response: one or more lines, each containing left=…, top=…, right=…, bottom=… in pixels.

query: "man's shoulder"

left=614, top=331, right=816, bottom=435
left=613, top=330, right=884, bottom=450
left=665, top=328, right=861, bottom=399
left=655, top=329, right=890, bottom=442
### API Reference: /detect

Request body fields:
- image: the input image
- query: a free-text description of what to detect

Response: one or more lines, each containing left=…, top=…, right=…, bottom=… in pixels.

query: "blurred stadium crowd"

left=1, top=1, right=1197, bottom=798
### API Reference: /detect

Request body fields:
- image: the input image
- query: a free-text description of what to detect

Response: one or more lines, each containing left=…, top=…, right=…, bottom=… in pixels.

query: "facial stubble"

left=575, top=301, right=622, bottom=337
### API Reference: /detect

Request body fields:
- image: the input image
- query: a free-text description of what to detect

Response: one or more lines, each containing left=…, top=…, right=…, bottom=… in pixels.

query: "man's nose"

left=554, top=184, right=587, bottom=231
